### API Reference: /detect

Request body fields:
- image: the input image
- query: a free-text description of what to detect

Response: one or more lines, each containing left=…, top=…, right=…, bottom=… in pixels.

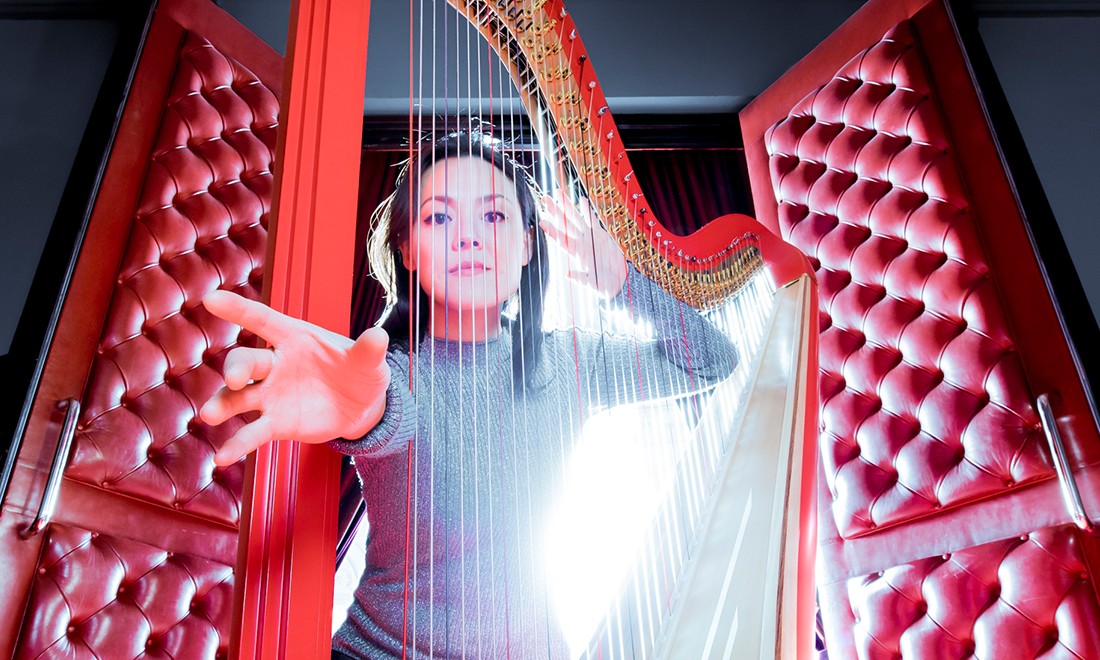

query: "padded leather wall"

left=830, top=524, right=1100, bottom=659
left=64, top=34, right=278, bottom=526
left=16, top=523, right=233, bottom=660
left=761, top=23, right=1052, bottom=537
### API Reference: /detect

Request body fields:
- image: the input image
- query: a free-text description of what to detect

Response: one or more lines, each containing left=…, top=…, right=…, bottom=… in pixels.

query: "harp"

left=243, top=1, right=818, bottom=658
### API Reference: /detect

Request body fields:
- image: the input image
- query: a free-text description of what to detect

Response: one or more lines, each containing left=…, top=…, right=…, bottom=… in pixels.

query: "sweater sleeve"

left=615, top=266, right=739, bottom=381
left=326, top=347, right=417, bottom=456
left=577, top=266, right=739, bottom=407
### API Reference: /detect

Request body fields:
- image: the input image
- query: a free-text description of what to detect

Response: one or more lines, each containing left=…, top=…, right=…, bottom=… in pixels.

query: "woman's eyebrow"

left=479, top=194, right=515, bottom=206
left=419, top=193, right=513, bottom=207
left=420, top=195, right=454, bottom=208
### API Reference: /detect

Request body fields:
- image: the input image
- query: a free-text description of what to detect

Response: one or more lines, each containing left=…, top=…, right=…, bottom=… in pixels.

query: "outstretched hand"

left=200, top=291, right=391, bottom=466
left=541, top=193, right=628, bottom=298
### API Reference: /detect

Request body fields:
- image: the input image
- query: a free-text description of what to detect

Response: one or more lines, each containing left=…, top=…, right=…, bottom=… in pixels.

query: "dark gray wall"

left=218, top=0, right=866, bottom=113
left=0, top=19, right=117, bottom=354
left=979, top=15, right=1100, bottom=325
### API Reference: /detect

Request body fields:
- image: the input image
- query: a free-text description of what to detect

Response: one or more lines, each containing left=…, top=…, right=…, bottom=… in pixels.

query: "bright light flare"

left=544, top=404, right=691, bottom=657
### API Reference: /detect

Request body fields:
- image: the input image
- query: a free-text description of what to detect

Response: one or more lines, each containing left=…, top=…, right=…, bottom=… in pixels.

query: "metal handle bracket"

left=19, top=398, right=80, bottom=539
left=1037, top=393, right=1097, bottom=535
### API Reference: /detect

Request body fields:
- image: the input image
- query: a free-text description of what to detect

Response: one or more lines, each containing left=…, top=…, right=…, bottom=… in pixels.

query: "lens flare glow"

left=544, top=404, right=691, bottom=657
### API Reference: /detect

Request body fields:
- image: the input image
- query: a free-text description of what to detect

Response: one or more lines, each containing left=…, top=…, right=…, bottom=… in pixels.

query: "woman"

left=201, top=131, right=737, bottom=658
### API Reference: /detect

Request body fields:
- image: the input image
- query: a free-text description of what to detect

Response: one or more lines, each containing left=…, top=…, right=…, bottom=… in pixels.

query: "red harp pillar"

left=234, top=1, right=370, bottom=658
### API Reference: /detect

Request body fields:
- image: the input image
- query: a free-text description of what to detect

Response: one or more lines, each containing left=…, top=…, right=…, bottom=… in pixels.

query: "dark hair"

left=368, top=129, right=549, bottom=389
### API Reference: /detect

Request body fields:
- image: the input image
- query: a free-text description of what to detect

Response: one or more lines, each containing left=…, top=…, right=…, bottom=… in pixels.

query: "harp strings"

left=375, top=1, right=781, bottom=656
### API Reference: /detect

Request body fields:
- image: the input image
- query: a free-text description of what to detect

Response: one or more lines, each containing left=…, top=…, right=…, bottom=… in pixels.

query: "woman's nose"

left=451, top=214, right=484, bottom=250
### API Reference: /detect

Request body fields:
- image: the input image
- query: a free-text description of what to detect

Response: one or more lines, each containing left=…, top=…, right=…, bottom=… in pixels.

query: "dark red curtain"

left=351, top=150, right=406, bottom=338
left=629, top=149, right=754, bottom=236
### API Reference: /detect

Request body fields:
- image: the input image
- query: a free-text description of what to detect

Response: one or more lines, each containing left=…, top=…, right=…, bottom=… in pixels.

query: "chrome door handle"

left=1037, top=393, right=1096, bottom=535
left=19, top=398, right=80, bottom=539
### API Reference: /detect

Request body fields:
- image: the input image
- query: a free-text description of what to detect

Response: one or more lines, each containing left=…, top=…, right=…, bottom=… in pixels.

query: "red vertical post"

left=233, top=0, right=371, bottom=658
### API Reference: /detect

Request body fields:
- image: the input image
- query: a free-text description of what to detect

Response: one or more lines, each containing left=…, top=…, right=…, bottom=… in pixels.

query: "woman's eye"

left=424, top=213, right=451, bottom=225
left=483, top=210, right=506, bottom=223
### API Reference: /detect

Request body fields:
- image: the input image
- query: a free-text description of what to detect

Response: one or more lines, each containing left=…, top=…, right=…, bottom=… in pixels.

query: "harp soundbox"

left=241, top=1, right=819, bottom=658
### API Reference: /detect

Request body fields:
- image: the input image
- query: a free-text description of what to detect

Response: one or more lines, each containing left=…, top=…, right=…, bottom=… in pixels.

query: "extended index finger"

left=203, top=290, right=299, bottom=345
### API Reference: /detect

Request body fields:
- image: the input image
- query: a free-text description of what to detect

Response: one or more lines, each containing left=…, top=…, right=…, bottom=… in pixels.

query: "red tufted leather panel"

left=16, top=523, right=233, bottom=660
left=760, top=22, right=1052, bottom=538
left=64, top=33, right=278, bottom=526
left=833, top=524, right=1100, bottom=659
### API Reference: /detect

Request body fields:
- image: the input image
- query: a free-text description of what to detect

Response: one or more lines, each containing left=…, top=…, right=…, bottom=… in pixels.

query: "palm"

left=200, top=291, right=390, bottom=466
left=541, top=193, right=628, bottom=298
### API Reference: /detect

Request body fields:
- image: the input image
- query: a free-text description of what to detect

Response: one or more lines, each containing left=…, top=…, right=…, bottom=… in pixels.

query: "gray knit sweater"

left=330, top=269, right=736, bottom=659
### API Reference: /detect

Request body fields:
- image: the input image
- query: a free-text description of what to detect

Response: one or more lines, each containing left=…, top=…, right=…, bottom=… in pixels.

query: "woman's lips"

left=449, top=261, right=489, bottom=275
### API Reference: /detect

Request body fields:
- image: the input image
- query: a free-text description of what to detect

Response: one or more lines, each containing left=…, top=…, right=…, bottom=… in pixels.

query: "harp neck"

left=451, top=0, right=767, bottom=308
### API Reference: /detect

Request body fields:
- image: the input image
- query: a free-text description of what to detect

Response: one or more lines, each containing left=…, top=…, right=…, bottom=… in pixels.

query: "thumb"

left=348, top=326, right=390, bottom=368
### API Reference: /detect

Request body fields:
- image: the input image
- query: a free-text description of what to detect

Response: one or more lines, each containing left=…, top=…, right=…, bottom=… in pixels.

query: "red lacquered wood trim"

left=234, top=0, right=370, bottom=658
left=740, top=0, right=936, bottom=238
left=159, top=0, right=283, bottom=88
left=739, top=0, right=933, bottom=146
left=795, top=283, right=820, bottom=660
left=910, top=4, right=1100, bottom=468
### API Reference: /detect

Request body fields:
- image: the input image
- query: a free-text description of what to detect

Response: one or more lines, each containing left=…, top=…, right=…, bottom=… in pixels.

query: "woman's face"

left=402, top=156, right=530, bottom=337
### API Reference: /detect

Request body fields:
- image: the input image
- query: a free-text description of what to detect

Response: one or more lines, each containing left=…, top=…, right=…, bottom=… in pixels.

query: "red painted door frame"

left=233, top=1, right=370, bottom=658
